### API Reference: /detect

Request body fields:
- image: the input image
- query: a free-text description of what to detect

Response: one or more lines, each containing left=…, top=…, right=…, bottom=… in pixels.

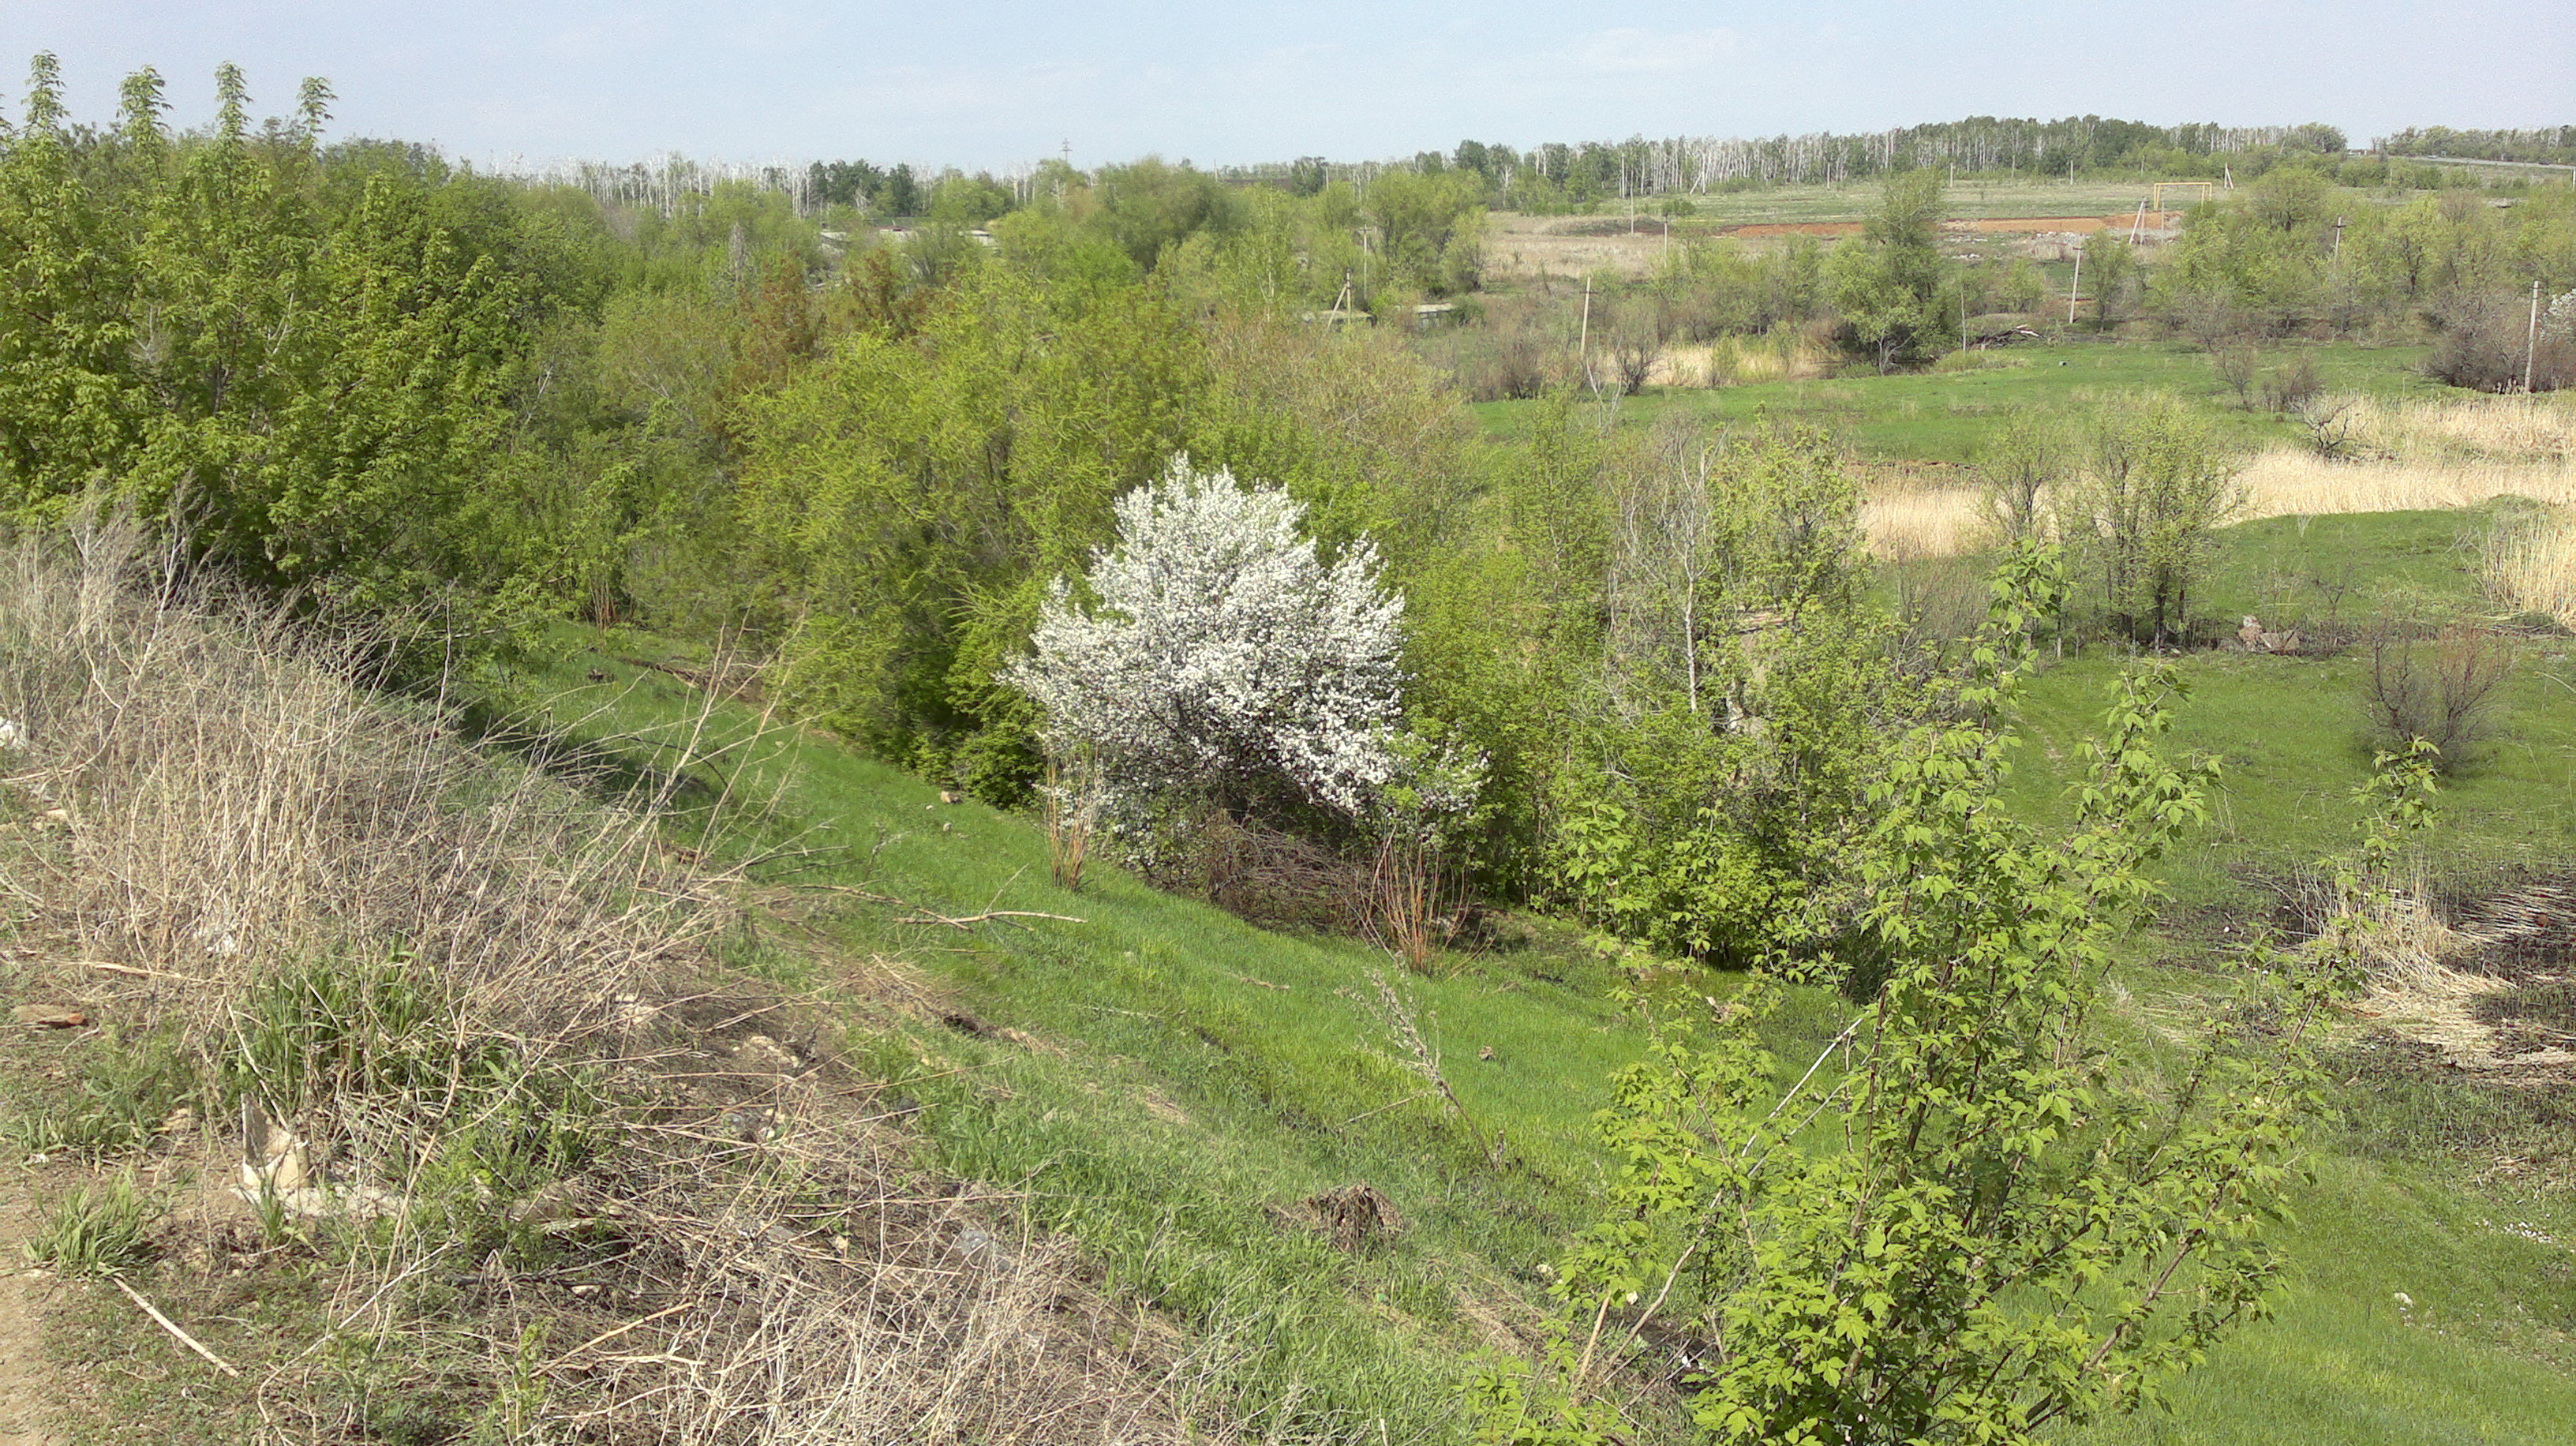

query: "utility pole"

left=2067, top=238, right=2084, bottom=327
left=1578, top=275, right=1593, bottom=381
left=2529, top=276, right=2544, bottom=395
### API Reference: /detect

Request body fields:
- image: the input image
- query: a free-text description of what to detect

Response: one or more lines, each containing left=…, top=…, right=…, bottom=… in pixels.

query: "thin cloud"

left=1576, top=26, right=1746, bottom=77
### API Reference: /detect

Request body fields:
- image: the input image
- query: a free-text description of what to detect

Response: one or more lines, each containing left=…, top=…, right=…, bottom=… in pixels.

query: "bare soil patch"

left=0, top=1195, right=63, bottom=1446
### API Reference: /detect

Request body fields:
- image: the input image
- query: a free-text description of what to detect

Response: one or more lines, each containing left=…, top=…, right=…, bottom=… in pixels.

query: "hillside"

left=4, top=64, right=2575, bottom=1445
left=6, top=474, right=2576, bottom=1440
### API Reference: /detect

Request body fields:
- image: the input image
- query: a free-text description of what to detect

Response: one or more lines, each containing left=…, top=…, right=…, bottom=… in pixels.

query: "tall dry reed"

left=2481, top=511, right=2576, bottom=627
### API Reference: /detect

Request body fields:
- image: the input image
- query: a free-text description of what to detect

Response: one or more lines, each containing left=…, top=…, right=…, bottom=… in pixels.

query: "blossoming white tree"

left=1007, top=457, right=1405, bottom=829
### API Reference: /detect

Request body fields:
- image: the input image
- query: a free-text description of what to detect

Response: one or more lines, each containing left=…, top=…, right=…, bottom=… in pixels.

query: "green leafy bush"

left=1479, top=553, right=2443, bottom=1446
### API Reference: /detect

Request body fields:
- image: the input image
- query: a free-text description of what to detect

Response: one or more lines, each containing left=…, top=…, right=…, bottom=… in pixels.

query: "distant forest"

left=2376, top=125, right=2576, bottom=166
left=487, top=114, right=2570, bottom=224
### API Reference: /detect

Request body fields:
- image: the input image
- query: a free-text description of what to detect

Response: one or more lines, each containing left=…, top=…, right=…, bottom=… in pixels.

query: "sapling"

left=1474, top=544, right=2434, bottom=1446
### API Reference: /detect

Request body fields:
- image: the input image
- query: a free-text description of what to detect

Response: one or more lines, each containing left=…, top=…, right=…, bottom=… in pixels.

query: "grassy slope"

left=1468, top=339, right=2440, bottom=462
left=2005, top=508, right=2576, bottom=1438
left=542, top=568, right=2576, bottom=1443
left=539, top=654, right=1741, bottom=1440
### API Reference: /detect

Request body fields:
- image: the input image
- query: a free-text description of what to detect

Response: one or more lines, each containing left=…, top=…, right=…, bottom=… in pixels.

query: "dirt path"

left=1720, top=212, right=2177, bottom=238
left=0, top=1196, right=63, bottom=1446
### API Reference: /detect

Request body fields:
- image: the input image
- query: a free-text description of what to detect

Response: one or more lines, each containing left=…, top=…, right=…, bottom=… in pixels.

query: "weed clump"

left=26, top=1174, right=155, bottom=1276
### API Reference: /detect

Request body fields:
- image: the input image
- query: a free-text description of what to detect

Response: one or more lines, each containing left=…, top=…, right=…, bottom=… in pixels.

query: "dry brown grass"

left=2264, top=858, right=2576, bottom=1078
left=269, top=1021, right=1227, bottom=1446
left=2482, top=512, right=2576, bottom=627
left=2345, top=392, right=2576, bottom=463
left=0, top=518, right=718, bottom=1043
left=1650, top=332, right=1836, bottom=389
left=2233, top=449, right=2576, bottom=518
left=1860, top=481, right=1990, bottom=560
left=0, top=521, right=1230, bottom=1445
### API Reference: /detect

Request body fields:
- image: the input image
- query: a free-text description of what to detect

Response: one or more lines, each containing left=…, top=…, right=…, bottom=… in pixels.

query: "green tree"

left=1997, top=256, right=2048, bottom=313
left=1081, top=157, right=1239, bottom=272
left=2058, top=397, right=2244, bottom=645
left=2084, top=231, right=2136, bottom=328
left=1477, top=556, right=2434, bottom=1446
left=1829, top=170, right=1952, bottom=370
left=0, top=58, right=587, bottom=662
left=1363, top=167, right=1488, bottom=295
left=1549, top=421, right=1893, bottom=966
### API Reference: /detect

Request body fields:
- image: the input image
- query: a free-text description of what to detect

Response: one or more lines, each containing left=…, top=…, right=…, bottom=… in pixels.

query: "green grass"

left=1469, top=339, right=2441, bottom=463
left=2081, top=1154, right=2576, bottom=1445
left=527, top=638, right=1729, bottom=1437
left=26, top=1173, right=155, bottom=1277
left=1968, top=508, right=2576, bottom=907
left=520, top=604, right=2576, bottom=1444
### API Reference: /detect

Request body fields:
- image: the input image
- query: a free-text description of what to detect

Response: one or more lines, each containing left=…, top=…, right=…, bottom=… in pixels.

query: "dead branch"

left=114, top=1276, right=240, bottom=1377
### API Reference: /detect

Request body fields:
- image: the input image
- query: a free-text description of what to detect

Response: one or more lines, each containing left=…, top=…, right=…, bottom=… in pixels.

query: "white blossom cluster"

left=1008, top=457, right=1406, bottom=822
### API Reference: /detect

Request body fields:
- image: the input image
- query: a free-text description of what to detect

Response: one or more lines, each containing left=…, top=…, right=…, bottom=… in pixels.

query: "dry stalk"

left=1043, top=746, right=1102, bottom=890
left=1366, top=834, right=1458, bottom=976
left=1365, top=961, right=1493, bottom=1161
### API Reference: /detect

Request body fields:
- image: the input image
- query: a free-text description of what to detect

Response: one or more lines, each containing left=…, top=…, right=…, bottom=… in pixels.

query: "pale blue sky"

left=5, top=3, right=2568, bottom=171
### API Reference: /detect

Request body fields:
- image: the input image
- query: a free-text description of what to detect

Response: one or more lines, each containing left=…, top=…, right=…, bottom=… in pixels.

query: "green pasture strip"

left=1469, top=341, right=2439, bottom=461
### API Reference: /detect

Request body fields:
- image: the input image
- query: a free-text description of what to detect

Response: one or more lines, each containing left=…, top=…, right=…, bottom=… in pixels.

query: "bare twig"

left=894, top=908, right=1087, bottom=931
left=85, top=960, right=212, bottom=984
left=540, top=1302, right=695, bottom=1372
left=114, top=1276, right=241, bottom=1377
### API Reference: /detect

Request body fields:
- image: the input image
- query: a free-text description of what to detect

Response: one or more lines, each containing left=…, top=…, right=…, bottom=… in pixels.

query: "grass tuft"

left=26, top=1173, right=155, bottom=1276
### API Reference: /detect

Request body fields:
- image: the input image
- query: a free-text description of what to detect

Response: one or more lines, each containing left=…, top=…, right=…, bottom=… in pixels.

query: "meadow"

left=5, top=83, right=2574, bottom=1444
left=503, top=601, right=2576, bottom=1444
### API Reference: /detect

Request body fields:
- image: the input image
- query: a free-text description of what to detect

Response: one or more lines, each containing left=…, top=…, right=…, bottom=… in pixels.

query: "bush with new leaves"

left=1006, top=457, right=1408, bottom=841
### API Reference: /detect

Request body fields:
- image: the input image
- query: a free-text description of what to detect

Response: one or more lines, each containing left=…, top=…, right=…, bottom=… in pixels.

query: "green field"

left=1470, top=339, right=2442, bottom=462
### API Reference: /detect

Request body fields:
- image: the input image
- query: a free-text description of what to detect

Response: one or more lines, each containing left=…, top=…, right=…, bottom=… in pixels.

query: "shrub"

left=1974, top=416, right=2065, bottom=546
left=2057, top=396, right=2244, bottom=645
left=1606, top=302, right=1664, bottom=395
left=2210, top=343, right=2260, bottom=408
left=2426, top=290, right=2576, bottom=393
left=1007, top=457, right=1406, bottom=837
left=2361, top=621, right=2514, bottom=772
left=2260, top=352, right=2323, bottom=413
